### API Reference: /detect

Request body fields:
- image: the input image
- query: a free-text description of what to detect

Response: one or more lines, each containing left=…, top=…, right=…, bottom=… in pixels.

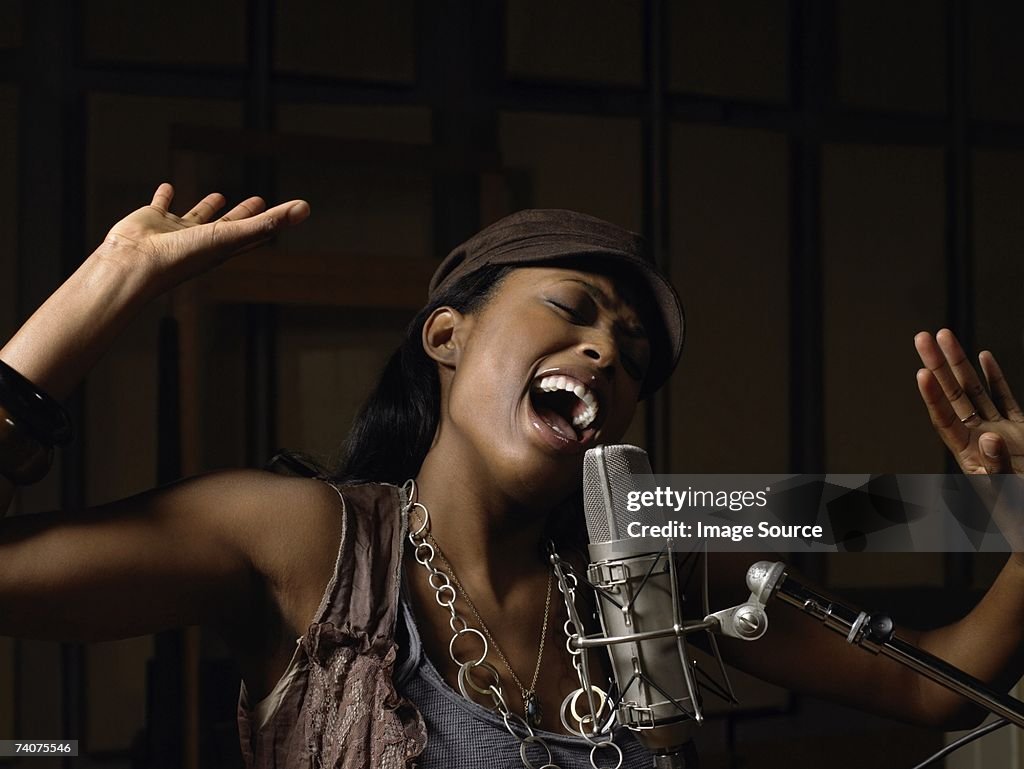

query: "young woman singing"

left=2, top=185, right=1024, bottom=769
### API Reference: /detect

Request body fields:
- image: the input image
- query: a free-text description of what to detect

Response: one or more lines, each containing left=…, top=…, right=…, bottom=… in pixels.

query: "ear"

left=422, top=306, right=468, bottom=368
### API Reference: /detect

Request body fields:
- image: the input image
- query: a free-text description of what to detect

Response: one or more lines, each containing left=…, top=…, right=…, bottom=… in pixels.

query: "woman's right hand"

left=98, top=183, right=310, bottom=292
left=0, top=184, right=309, bottom=403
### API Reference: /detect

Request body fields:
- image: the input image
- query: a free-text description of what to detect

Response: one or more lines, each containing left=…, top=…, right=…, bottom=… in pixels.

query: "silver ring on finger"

left=960, top=411, right=980, bottom=425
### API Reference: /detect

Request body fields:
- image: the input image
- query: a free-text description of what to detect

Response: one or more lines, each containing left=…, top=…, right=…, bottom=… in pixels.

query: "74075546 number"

left=0, top=741, right=78, bottom=756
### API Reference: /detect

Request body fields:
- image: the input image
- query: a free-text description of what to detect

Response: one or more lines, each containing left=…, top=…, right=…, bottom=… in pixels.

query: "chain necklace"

left=402, top=479, right=622, bottom=769
left=430, top=537, right=553, bottom=728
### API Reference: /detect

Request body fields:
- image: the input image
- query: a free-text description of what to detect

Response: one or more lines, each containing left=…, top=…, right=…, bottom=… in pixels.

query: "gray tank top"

left=393, top=581, right=654, bottom=769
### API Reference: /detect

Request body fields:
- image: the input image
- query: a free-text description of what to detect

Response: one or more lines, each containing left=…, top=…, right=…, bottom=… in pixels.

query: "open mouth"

left=529, top=374, right=601, bottom=444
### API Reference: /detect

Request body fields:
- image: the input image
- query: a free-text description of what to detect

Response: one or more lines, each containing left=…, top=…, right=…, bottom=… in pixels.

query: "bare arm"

left=0, top=184, right=323, bottom=649
left=0, top=184, right=308, bottom=516
left=0, top=469, right=342, bottom=646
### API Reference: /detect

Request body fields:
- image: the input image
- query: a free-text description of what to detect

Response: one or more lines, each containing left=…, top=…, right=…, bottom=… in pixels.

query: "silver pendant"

left=525, top=692, right=543, bottom=728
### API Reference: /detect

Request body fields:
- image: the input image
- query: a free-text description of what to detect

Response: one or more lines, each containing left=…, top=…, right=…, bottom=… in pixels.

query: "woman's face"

left=437, top=266, right=651, bottom=501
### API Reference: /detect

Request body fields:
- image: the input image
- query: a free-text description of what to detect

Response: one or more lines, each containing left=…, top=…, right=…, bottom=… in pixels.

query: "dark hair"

left=330, top=264, right=515, bottom=485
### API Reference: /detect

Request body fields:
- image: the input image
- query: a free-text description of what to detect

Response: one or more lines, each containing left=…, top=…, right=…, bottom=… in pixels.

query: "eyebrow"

left=560, top=278, right=649, bottom=340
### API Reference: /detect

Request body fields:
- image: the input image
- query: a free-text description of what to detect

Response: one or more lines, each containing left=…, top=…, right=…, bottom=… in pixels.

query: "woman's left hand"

left=915, top=329, right=1024, bottom=476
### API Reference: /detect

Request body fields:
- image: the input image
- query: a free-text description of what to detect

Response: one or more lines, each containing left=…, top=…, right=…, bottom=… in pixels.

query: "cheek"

left=464, top=312, right=550, bottom=375
left=448, top=338, right=527, bottom=423
left=605, top=396, right=640, bottom=439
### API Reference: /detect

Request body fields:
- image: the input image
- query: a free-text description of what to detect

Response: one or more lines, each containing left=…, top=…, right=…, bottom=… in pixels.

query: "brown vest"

left=237, top=482, right=428, bottom=768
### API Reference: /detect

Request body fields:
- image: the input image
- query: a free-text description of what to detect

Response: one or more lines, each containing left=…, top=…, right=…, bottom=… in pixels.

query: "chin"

left=504, top=451, right=584, bottom=506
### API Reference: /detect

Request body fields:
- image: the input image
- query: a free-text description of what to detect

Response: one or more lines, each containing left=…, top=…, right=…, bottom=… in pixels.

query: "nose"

left=577, top=329, right=619, bottom=370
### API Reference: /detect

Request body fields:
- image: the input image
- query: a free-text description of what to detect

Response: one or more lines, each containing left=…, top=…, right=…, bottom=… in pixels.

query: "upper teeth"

left=536, top=375, right=599, bottom=430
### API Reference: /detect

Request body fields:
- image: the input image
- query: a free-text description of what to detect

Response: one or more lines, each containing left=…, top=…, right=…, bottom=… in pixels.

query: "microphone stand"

left=740, top=561, right=1024, bottom=729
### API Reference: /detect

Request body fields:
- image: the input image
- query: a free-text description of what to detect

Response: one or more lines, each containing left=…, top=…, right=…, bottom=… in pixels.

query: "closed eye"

left=548, top=300, right=585, bottom=323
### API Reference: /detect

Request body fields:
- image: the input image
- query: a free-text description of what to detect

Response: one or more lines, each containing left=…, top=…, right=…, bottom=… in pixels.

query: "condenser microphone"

left=582, top=444, right=700, bottom=768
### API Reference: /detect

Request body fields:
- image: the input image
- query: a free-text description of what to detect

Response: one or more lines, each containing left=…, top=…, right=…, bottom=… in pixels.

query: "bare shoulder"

left=149, top=468, right=341, bottom=560
left=195, top=469, right=344, bottom=611
left=0, top=467, right=343, bottom=645
left=153, top=468, right=344, bottom=639
left=139, top=469, right=346, bottom=696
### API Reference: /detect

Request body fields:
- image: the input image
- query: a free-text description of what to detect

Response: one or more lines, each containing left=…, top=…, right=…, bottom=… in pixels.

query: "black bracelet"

left=0, top=359, right=73, bottom=447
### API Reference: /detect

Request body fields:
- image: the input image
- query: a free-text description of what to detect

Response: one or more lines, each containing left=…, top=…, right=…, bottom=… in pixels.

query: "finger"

left=915, top=332, right=981, bottom=424
left=978, top=432, right=1013, bottom=475
left=219, top=196, right=266, bottom=222
left=916, top=367, right=971, bottom=455
left=203, top=199, right=310, bottom=256
left=182, top=192, right=226, bottom=224
left=979, top=350, right=1024, bottom=423
left=150, top=183, right=174, bottom=211
left=915, top=330, right=991, bottom=424
left=261, top=199, right=309, bottom=227
left=935, top=329, right=1002, bottom=421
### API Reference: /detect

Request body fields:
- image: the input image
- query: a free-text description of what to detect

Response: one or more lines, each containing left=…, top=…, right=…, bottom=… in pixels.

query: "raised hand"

left=99, top=183, right=310, bottom=290
left=915, top=329, right=1024, bottom=476
left=0, top=184, right=310, bottom=401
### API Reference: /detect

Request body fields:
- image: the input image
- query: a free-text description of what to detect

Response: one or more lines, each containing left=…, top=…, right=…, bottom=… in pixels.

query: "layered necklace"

left=431, top=535, right=553, bottom=727
left=403, top=480, right=623, bottom=769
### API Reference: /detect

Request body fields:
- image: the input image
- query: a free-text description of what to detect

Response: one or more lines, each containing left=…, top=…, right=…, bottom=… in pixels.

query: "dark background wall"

left=2, top=1, right=1024, bottom=767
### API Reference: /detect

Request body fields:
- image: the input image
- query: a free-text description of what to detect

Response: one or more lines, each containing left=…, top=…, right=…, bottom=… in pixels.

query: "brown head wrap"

left=429, top=209, right=684, bottom=396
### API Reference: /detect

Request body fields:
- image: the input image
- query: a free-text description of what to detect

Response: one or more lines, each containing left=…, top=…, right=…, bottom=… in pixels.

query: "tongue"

left=535, top=403, right=579, bottom=441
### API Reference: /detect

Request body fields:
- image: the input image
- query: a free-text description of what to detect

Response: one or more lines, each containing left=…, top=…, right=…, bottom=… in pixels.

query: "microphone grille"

left=582, top=444, right=653, bottom=543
